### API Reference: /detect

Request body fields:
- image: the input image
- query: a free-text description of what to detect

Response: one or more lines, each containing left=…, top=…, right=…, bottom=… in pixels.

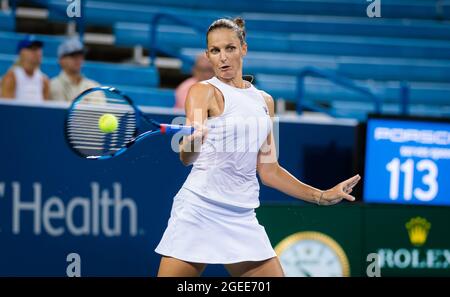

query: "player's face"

left=206, top=28, right=247, bottom=81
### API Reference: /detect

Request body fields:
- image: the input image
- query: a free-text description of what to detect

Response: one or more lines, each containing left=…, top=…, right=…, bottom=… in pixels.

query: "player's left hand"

left=319, top=174, right=361, bottom=206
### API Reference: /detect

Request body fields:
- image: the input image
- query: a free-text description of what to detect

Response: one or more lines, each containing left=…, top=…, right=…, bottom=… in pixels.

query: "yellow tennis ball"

left=98, top=113, right=118, bottom=133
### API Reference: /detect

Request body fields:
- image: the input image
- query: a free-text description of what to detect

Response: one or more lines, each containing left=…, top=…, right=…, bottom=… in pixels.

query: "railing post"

left=9, top=0, right=16, bottom=13
left=371, top=93, right=382, bottom=115
left=296, top=73, right=305, bottom=115
left=149, top=13, right=161, bottom=67
left=295, top=67, right=384, bottom=118
left=77, top=0, right=85, bottom=42
left=400, top=81, right=410, bottom=115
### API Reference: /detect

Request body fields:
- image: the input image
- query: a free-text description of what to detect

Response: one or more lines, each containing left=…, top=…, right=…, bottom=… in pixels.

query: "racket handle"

left=160, top=124, right=194, bottom=135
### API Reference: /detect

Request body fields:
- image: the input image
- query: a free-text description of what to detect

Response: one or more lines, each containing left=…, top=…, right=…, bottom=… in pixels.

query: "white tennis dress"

left=155, top=76, right=276, bottom=264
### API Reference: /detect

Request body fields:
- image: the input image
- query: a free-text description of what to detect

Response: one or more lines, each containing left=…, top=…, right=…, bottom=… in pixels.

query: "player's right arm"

left=1, top=70, right=16, bottom=99
left=179, top=82, right=212, bottom=166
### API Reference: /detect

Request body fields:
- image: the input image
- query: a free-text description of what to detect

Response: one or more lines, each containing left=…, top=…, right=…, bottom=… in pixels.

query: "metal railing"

left=296, top=67, right=411, bottom=117
left=147, top=14, right=414, bottom=118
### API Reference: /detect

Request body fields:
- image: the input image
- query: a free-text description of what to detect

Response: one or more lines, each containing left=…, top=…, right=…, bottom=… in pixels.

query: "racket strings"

left=66, top=91, right=137, bottom=158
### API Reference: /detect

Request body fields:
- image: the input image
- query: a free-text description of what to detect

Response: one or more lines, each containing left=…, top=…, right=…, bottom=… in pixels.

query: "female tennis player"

left=155, top=17, right=361, bottom=277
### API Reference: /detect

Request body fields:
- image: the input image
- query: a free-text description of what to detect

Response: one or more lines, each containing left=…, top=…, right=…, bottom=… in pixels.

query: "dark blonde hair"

left=206, top=17, right=246, bottom=45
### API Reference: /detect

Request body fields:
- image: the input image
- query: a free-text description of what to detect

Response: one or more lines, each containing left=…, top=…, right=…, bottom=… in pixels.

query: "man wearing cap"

left=50, top=37, right=99, bottom=101
left=1, top=35, right=50, bottom=101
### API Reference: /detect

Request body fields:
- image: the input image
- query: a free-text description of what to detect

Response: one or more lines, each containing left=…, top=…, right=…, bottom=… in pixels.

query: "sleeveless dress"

left=155, top=77, right=276, bottom=264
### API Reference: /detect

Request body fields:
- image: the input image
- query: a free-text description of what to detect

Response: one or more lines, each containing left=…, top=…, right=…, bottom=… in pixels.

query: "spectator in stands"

left=1, top=35, right=50, bottom=101
left=174, top=53, right=213, bottom=109
left=50, top=37, right=99, bottom=101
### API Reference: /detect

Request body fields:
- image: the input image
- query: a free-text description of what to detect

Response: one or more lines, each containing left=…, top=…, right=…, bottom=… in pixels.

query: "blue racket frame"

left=65, top=86, right=194, bottom=160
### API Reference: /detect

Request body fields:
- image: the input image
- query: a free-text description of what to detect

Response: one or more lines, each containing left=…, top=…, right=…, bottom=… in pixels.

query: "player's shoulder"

left=259, top=90, right=273, bottom=100
left=258, top=90, right=274, bottom=109
left=187, top=81, right=216, bottom=98
left=191, top=80, right=214, bottom=90
left=185, top=81, right=215, bottom=108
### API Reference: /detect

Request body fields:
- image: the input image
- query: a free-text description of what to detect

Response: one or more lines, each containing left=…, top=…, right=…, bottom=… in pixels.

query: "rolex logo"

left=405, top=217, right=431, bottom=247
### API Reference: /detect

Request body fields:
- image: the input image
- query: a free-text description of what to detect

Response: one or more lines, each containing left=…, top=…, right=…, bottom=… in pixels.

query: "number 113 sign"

left=364, top=118, right=450, bottom=206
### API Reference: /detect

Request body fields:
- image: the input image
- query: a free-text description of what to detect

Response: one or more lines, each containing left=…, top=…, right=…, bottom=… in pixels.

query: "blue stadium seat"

left=45, top=0, right=218, bottom=27
left=243, top=14, right=450, bottom=40
left=254, top=73, right=450, bottom=106
left=181, top=48, right=450, bottom=83
left=61, top=0, right=448, bottom=20
left=13, top=0, right=449, bottom=115
left=81, top=62, right=159, bottom=87
left=40, top=0, right=450, bottom=32
left=115, top=23, right=450, bottom=60
left=0, top=32, right=64, bottom=57
left=0, top=11, right=15, bottom=31
left=0, top=54, right=159, bottom=88
left=115, top=85, right=175, bottom=107
left=0, top=54, right=169, bottom=107
left=445, top=4, right=450, bottom=20
left=330, top=100, right=450, bottom=120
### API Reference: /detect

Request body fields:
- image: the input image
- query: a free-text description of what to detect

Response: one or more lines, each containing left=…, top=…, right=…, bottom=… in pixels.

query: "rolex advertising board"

left=365, top=205, right=450, bottom=276
left=257, top=204, right=450, bottom=277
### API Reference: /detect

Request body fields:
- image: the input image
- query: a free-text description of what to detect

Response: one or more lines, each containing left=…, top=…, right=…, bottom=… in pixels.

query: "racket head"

left=64, top=86, right=141, bottom=160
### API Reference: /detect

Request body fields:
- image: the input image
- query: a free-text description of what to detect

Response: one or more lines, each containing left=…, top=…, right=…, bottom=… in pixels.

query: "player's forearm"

left=179, top=139, right=200, bottom=166
left=261, top=165, right=322, bottom=204
left=179, top=150, right=199, bottom=166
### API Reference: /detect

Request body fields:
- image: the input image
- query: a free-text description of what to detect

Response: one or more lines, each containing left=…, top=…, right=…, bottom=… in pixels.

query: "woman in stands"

left=155, top=17, right=361, bottom=277
left=1, top=35, right=50, bottom=101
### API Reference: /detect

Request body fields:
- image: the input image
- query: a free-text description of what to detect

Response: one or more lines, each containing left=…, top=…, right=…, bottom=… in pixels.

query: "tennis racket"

left=65, top=86, right=194, bottom=160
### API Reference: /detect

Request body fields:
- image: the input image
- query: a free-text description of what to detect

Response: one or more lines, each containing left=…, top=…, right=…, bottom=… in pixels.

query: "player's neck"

left=218, top=75, right=247, bottom=89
